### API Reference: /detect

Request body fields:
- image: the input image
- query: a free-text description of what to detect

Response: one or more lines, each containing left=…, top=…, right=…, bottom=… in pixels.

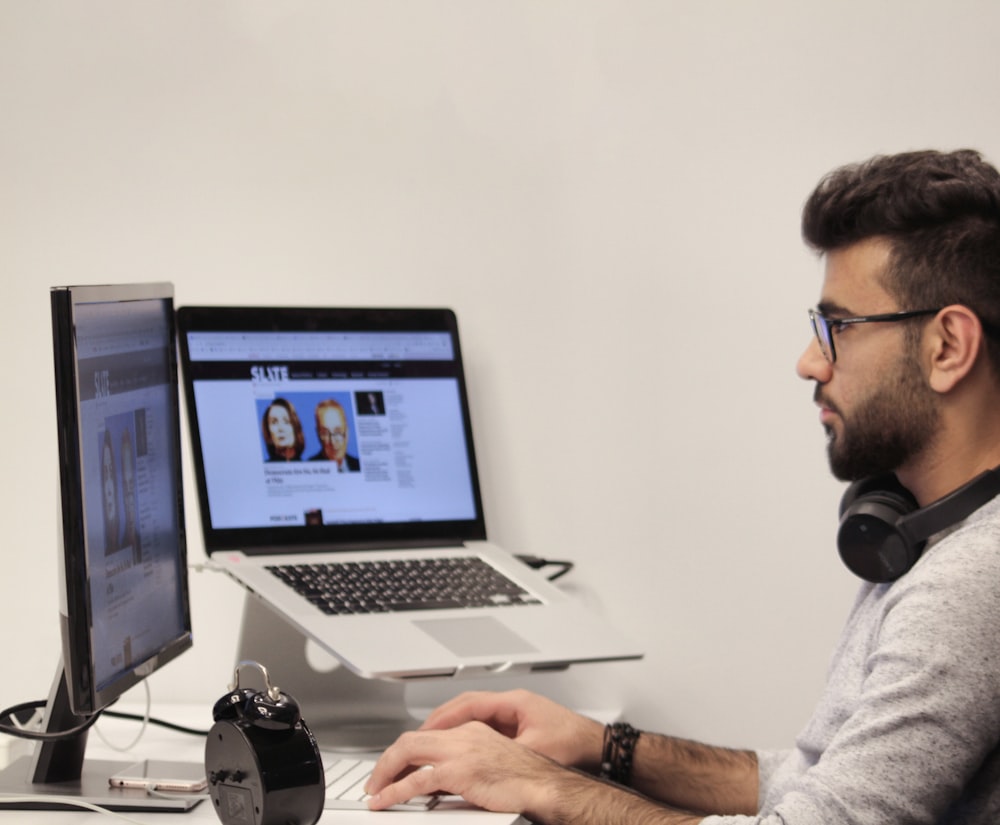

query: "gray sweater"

left=703, top=494, right=1000, bottom=825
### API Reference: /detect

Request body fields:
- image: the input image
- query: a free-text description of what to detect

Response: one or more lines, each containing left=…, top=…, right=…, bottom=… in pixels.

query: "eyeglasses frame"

left=807, top=307, right=942, bottom=364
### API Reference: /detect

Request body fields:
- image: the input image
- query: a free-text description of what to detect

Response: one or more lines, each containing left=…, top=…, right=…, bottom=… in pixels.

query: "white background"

left=2, top=1, right=999, bottom=752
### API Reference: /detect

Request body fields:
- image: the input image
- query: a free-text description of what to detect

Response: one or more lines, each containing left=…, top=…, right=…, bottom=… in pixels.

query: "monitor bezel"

left=51, top=282, right=193, bottom=717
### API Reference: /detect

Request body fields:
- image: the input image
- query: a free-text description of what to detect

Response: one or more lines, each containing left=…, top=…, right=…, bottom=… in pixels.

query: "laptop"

left=176, top=305, right=642, bottom=682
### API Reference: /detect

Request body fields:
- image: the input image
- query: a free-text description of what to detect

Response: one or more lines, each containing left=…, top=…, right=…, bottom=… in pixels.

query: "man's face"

left=317, top=406, right=348, bottom=462
left=796, top=237, right=940, bottom=481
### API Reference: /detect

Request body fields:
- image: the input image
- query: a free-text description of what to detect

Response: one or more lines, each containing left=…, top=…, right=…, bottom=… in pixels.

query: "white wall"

left=3, top=0, right=999, bottom=751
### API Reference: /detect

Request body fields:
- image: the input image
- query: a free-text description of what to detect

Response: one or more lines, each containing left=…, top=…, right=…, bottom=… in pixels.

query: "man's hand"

left=365, top=720, right=705, bottom=825
left=418, top=688, right=605, bottom=770
left=364, top=720, right=561, bottom=814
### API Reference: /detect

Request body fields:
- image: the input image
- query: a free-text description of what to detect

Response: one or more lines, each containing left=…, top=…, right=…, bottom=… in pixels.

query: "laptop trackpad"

left=413, top=617, right=537, bottom=656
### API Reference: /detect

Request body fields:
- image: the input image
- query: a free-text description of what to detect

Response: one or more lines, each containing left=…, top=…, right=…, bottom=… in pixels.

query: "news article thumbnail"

left=191, top=366, right=477, bottom=531
left=258, top=392, right=362, bottom=471
left=99, top=408, right=144, bottom=563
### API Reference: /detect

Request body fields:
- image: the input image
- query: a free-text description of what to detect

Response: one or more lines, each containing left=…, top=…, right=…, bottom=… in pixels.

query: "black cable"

left=0, top=700, right=103, bottom=741
left=0, top=700, right=209, bottom=741
left=543, top=560, right=574, bottom=581
left=103, top=710, right=209, bottom=738
left=515, top=553, right=575, bottom=581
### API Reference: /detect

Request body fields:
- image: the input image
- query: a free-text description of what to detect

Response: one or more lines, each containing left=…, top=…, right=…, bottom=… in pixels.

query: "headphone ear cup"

left=212, top=688, right=258, bottom=723
left=838, top=477, right=922, bottom=583
left=242, top=690, right=301, bottom=730
left=838, top=474, right=916, bottom=518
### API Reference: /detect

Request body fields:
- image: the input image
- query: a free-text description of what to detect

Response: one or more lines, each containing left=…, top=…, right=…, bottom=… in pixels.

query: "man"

left=364, top=150, right=1000, bottom=823
left=357, top=390, right=384, bottom=416
left=309, top=398, right=360, bottom=471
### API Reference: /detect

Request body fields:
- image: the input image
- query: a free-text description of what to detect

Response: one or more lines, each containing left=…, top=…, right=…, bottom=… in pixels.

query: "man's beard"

left=822, top=352, right=939, bottom=482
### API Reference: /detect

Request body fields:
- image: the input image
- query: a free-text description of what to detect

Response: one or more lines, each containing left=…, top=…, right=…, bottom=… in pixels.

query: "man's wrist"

left=533, top=767, right=704, bottom=825
left=599, top=721, right=642, bottom=786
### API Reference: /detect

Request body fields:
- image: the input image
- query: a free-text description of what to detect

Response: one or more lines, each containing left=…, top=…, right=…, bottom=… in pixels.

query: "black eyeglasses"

left=807, top=307, right=941, bottom=364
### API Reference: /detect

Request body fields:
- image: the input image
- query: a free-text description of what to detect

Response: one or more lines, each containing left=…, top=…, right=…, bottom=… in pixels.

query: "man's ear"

left=927, top=304, right=983, bottom=393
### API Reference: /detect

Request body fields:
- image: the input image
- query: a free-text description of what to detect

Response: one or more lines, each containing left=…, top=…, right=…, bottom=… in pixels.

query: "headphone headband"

left=900, top=467, right=1000, bottom=545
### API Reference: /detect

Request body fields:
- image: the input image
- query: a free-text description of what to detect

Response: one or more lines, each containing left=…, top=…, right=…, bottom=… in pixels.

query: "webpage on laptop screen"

left=185, top=330, right=478, bottom=531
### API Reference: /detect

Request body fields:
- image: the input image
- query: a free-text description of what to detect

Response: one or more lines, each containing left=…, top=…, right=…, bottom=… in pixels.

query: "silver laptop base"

left=235, top=596, right=419, bottom=752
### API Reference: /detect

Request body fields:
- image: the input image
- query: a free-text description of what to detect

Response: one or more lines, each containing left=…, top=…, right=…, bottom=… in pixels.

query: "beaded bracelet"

left=599, top=721, right=641, bottom=786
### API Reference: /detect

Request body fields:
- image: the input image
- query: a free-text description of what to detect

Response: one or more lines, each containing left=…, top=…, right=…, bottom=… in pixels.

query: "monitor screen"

left=0, top=283, right=196, bottom=811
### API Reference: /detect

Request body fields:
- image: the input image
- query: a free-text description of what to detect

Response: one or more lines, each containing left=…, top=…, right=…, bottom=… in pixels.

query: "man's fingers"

left=421, top=691, right=524, bottom=735
left=366, top=763, right=440, bottom=810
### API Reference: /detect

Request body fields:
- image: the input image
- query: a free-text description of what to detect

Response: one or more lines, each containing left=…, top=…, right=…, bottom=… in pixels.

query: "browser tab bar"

left=186, top=331, right=454, bottom=362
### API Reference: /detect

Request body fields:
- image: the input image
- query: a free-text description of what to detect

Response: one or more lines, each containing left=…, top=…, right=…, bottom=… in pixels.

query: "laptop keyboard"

left=267, top=555, right=542, bottom=615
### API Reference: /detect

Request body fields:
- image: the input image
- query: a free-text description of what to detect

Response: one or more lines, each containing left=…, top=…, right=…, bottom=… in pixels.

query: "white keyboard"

left=323, top=757, right=438, bottom=811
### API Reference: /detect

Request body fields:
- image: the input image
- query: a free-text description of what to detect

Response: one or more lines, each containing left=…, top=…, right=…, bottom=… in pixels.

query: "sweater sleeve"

left=754, top=748, right=793, bottom=805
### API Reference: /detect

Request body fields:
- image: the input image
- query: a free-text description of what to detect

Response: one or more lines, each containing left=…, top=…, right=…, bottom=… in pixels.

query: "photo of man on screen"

left=309, top=398, right=360, bottom=472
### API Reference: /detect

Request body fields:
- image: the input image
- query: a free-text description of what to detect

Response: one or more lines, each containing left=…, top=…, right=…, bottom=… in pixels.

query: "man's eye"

left=829, top=320, right=848, bottom=334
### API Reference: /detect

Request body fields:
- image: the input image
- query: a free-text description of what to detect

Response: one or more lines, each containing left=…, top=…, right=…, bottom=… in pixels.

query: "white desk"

left=0, top=705, right=526, bottom=825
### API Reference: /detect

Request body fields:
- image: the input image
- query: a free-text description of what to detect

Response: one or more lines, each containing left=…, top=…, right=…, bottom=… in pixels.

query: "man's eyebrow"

left=816, top=300, right=852, bottom=317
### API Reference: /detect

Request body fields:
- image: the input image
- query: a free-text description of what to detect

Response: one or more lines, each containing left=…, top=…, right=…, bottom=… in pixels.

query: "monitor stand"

left=236, top=597, right=420, bottom=753
left=0, top=663, right=200, bottom=812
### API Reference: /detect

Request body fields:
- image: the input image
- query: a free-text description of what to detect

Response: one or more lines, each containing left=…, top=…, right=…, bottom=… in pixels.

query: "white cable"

left=144, top=787, right=210, bottom=802
left=0, top=795, right=152, bottom=824
left=94, top=681, right=151, bottom=752
left=7, top=707, right=43, bottom=734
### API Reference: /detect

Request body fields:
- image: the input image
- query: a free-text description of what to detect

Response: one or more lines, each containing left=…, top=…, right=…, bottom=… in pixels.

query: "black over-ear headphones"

left=838, top=465, right=1000, bottom=583
left=205, top=661, right=324, bottom=825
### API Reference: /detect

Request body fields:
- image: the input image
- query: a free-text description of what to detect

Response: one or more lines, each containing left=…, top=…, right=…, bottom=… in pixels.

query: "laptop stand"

left=235, top=596, right=420, bottom=753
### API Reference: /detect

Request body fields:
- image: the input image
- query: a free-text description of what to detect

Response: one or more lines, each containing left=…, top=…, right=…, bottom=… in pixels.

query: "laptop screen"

left=176, top=306, right=487, bottom=554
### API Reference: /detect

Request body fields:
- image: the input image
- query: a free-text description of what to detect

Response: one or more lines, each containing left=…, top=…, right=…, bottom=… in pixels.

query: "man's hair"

left=802, top=149, right=1000, bottom=373
left=315, top=398, right=347, bottom=423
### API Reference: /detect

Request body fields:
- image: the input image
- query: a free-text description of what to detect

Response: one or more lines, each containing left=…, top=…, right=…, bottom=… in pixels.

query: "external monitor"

left=0, top=283, right=197, bottom=811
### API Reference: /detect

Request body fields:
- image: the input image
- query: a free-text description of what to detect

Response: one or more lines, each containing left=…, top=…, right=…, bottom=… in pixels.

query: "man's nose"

left=796, top=336, right=832, bottom=383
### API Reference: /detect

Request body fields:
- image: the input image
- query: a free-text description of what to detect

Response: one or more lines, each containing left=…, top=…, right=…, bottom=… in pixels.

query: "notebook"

left=176, top=305, right=642, bottom=681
